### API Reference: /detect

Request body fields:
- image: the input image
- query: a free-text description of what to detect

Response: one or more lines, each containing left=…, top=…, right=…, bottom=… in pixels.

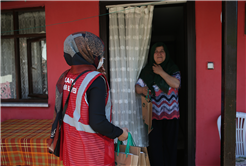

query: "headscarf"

left=63, top=31, right=104, bottom=68
left=139, top=42, right=179, bottom=96
left=48, top=32, right=104, bottom=155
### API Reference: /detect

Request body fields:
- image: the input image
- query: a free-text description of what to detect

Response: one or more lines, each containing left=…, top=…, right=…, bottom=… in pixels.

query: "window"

left=1, top=7, right=48, bottom=102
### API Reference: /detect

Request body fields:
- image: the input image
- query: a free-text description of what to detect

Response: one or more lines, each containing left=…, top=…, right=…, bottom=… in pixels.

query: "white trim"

left=105, top=91, right=111, bottom=122
left=63, top=114, right=96, bottom=133
left=106, top=0, right=187, bottom=9
left=75, top=71, right=100, bottom=119
left=64, top=71, right=101, bottom=131
left=84, top=93, right=89, bottom=105
left=0, top=103, right=49, bottom=107
left=64, top=71, right=112, bottom=133
left=64, top=72, right=101, bottom=133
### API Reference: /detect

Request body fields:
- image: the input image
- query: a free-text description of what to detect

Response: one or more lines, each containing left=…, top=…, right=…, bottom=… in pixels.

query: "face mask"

left=97, top=57, right=105, bottom=69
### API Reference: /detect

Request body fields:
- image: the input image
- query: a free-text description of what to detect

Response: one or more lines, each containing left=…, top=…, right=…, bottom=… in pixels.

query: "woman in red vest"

left=52, top=32, right=128, bottom=166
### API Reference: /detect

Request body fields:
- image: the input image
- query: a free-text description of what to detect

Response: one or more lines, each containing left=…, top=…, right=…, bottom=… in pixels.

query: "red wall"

left=1, top=1, right=246, bottom=165
left=196, top=1, right=246, bottom=166
left=1, top=1, right=99, bottom=122
left=195, top=2, right=222, bottom=166
left=237, top=2, right=246, bottom=113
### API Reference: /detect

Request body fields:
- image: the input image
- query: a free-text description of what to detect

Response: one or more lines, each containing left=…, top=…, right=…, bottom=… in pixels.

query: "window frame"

left=27, top=37, right=47, bottom=99
left=1, top=7, right=48, bottom=103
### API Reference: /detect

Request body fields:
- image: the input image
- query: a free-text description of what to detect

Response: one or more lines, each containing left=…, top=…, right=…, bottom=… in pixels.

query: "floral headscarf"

left=63, top=31, right=104, bottom=68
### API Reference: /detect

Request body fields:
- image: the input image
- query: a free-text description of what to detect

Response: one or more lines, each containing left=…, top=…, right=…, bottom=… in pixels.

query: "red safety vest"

left=60, top=71, right=114, bottom=166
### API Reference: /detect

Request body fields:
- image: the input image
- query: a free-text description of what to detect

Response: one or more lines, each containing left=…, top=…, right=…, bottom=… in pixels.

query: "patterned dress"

left=136, top=71, right=181, bottom=120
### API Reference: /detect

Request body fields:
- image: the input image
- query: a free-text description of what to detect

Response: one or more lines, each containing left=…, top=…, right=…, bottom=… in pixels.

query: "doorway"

left=151, top=4, right=186, bottom=165
left=99, top=2, right=196, bottom=166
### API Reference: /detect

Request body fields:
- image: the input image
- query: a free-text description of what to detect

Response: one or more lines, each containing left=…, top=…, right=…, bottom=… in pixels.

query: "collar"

left=70, top=65, right=97, bottom=75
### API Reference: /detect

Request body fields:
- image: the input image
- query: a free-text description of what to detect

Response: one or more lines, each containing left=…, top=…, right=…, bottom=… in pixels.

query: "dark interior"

left=150, top=4, right=187, bottom=165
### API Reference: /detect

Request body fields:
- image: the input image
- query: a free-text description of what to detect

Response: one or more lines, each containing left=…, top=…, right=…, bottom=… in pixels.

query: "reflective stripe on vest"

left=63, top=71, right=111, bottom=133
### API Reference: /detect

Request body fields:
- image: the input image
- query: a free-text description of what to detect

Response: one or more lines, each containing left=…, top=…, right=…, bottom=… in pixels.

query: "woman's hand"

left=135, top=85, right=151, bottom=96
left=118, top=127, right=129, bottom=141
left=153, top=64, right=180, bottom=89
left=97, top=66, right=106, bottom=75
left=142, top=86, right=151, bottom=96
left=152, top=64, right=164, bottom=75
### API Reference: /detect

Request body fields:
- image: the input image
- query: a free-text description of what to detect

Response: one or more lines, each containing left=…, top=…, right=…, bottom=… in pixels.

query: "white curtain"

left=1, top=13, right=13, bottom=35
left=1, top=14, right=15, bottom=99
left=31, top=41, right=42, bottom=94
left=18, top=11, right=46, bottom=98
left=109, top=5, right=154, bottom=147
left=1, top=39, right=16, bottom=99
left=18, top=11, right=46, bottom=34
left=0, top=11, right=46, bottom=99
left=19, top=39, right=47, bottom=98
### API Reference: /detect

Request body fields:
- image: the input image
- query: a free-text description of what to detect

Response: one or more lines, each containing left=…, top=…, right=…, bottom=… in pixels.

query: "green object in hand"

left=116, top=132, right=136, bottom=157
left=145, top=88, right=151, bottom=101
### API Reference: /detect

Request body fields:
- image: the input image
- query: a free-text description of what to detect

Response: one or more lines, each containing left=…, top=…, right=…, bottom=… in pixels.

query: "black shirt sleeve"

left=87, top=76, right=123, bottom=139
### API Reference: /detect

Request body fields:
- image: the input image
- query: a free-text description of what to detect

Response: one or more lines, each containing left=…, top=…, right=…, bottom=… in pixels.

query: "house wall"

left=1, top=1, right=246, bottom=165
left=237, top=2, right=246, bottom=113
left=1, top=1, right=99, bottom=122
left=195, top=1, right=246, bottom=166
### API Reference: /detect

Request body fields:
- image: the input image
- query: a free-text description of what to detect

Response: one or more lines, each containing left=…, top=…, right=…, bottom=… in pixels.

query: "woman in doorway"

left=135, top=42, right=181, bottom=166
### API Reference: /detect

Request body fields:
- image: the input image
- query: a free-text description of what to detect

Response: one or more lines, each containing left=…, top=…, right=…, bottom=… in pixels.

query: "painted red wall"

left=1, top=1, right=99, bottom=122
left=196, top=1, right=246, bottom=166
left=237, top=2, right=246, bottom=113
left=195, top=2, right=222, bottom=166
left=1, top=1, right=246, bottom=165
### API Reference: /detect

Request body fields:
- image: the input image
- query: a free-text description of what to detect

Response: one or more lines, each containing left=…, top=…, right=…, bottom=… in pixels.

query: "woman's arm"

left=152, top=64, right=180, bottom=89
left=135, top=84, right=150, bottom=96
left=88, top=76, right=128, bottom=140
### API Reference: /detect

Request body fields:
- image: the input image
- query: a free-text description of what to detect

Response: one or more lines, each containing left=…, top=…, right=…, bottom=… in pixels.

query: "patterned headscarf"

left=63, top=31, right=104, bottom=68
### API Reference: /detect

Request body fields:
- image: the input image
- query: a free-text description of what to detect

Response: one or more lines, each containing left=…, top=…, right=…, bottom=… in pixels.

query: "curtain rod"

left=106, top=0, right=187, bottom=9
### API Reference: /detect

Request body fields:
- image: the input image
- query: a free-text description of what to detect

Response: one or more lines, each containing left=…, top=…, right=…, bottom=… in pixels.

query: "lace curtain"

left=18, top=11, right=46, bottom=34
left=1, top=39, right=16, bottom=99
left=1, top=13, right=13, bottom=35
left=108, top=5, right=154, bottom=147
left=19, top=11, right=46, bottom=98
left=31, top=40, right=47, bottom=94
left=1, top=14, right=15, bottom=99
left=18, top=38, right=46, bottom=98
left=1, top=11, right=46, bottom=99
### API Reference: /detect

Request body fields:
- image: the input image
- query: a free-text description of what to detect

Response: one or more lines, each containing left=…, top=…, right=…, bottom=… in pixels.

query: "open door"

left=99, top=1, right=196, bottom=165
